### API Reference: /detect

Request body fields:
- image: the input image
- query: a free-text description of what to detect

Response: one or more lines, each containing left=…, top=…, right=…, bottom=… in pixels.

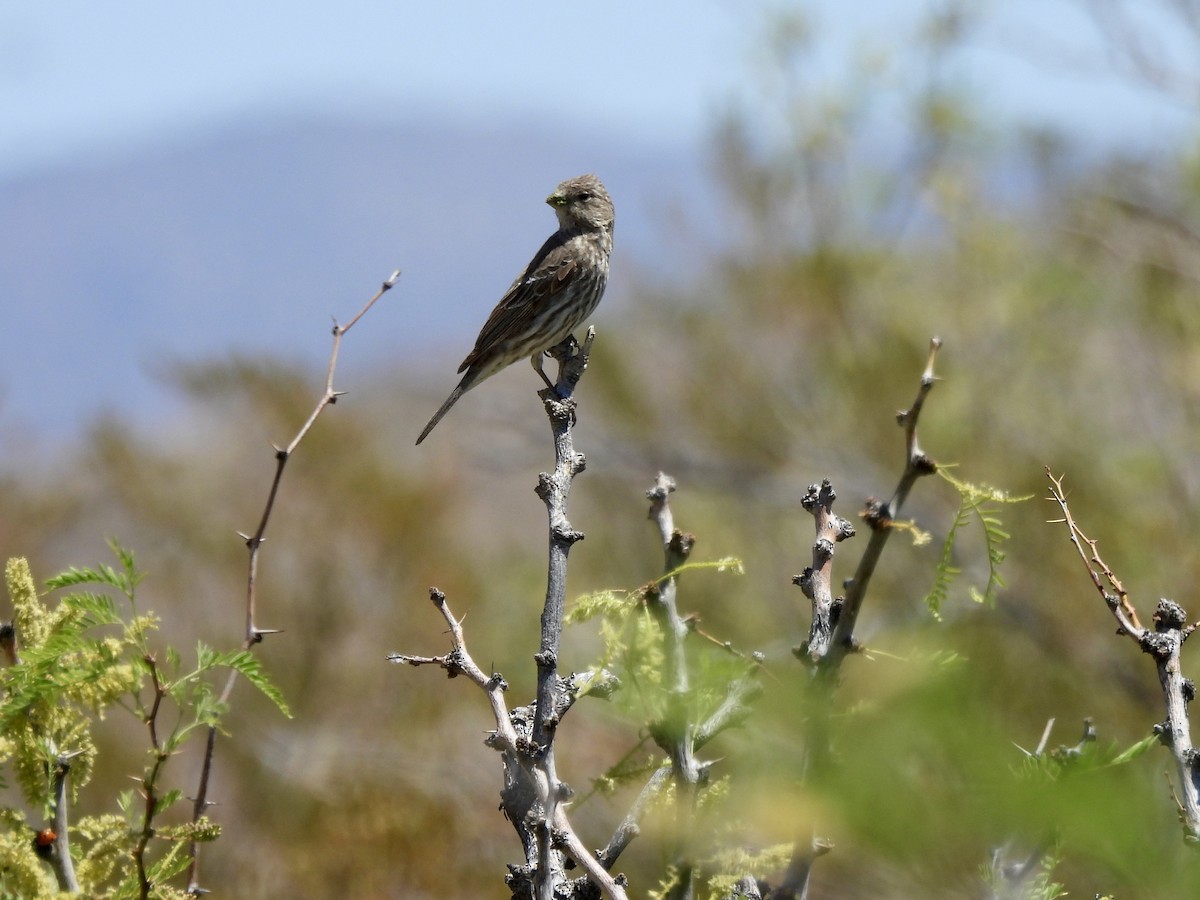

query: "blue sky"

left=2, top=1, right=1195, bottom=180
left=2, top=1, right=1196, bottom=444
left=1, top=1, right=744, bottom=174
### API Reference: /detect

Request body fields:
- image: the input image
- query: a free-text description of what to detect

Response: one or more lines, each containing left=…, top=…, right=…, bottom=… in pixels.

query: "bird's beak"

left=546, top=192, right=566, bottom=208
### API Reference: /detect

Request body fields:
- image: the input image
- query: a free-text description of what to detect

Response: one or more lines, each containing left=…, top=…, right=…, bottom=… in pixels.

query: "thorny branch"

left=134, top=657, right=169, bottom=898
left=185, top=270, right=398, bottom=895
left=643, top=473, right=702, bottom=899
left=1044, top=469, right=1143, bottom=637
left=527, top=331, right=593, bottom=900
left=593, top=474, right=763, bottom=893
left=1045, top=468, right=1200, bottom=841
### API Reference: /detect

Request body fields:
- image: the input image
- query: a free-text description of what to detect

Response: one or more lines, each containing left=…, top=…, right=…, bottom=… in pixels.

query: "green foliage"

left=0, top=808, right=47, bottom=900
left=981, top=844, right=1067, bottom=900
left=923, top=470, right=1028, bottom=617
left=568, top=557, right=745, bottom=728
left=1015, top=728, right=1159, bottom=781
left=703, top=844, right=792, bottom=899
left=0, top=546, right=285, bottom=897
left=648, top=864, right=684, bottom=900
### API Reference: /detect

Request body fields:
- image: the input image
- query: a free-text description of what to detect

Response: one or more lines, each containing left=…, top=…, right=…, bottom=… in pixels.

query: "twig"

left=829, top=336, right=942, bottom=663
left=390, top=589, right=521, bottom=753
left=1044, top=469, right=1143, bottom=636
left=390, top=588, right=629, bottom=900
left=134, top=656, right=169, bottom=899
left=598, top=767, right=670, bottom=870
left=531, top=330, right=594, bottom=749
left=794, top=480, right=857, bottom=666
left=1033, top=718, right=1056, bottom=757
left=1045, top=467, right=1200, bottom=840
left=186, top=270, right=398, bottom=895
left=778, top=339, right=944, bottom=899
left=598, top=664, right=761, bottom=872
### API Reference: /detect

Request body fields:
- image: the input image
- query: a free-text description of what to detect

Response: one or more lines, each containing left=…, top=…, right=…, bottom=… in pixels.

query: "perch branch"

left=395, top=330, right=627, bottom=900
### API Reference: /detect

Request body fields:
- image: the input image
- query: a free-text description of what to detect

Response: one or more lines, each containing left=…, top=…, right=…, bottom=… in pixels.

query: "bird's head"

left=547, top=174, right=614, bottom=233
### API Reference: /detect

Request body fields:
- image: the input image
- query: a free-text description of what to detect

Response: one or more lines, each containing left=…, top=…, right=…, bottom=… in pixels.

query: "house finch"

left=416, top=174, right=614, bottom=445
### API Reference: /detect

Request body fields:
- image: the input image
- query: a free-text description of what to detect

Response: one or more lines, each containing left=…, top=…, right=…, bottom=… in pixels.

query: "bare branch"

left=828, top=336, right=942, bottom=661
left=389, top=588, right=521, bottom=755
left=1044, top=469, right=1144, bottom=637
left=794, top=480, right=856, bottom=665
left=395, top=329, right=627, bottom=900
left=186, top=271, right=396, bottom=895
left=1045, top=468, right=1200, bottom=840
left=779, top=339, right=944, bottom=899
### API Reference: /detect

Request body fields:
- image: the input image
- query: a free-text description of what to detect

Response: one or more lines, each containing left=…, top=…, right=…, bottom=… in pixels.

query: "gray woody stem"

left=597, top=476, right=761, bottom=875
left=392, top=328, right=630, bottom=900
left=529, top=330, right=592, bottom=900
left=801, top=336, right=942, bottom=669
left=46, top=752, right=81, bottom=893
left=389, top=591, right=629, bottom=900
left=1046, top=469, right=1200, bottom=838
left=644, top=473, right=700, bottom=899
left=779, top=338, right=943, bottom=900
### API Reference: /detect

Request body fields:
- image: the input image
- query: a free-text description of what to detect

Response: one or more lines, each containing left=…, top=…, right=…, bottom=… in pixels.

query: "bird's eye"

left=576, top=191, right=592, bottom=202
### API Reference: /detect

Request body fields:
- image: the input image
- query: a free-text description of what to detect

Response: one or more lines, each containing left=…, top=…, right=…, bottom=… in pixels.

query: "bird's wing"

left=457, top=230, right=580, bottom=373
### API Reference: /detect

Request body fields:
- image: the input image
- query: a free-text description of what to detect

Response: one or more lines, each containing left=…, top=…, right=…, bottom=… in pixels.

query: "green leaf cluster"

left=0, top=545, right=286, bottom=897
left=923, top=471, right=1029, bottom=617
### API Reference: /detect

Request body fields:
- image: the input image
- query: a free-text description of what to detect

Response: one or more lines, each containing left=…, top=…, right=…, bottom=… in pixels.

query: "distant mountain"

left=0, top=112, right=711, bottom=441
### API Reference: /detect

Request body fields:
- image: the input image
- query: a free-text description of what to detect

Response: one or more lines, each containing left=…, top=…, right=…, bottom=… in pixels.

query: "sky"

left=2, top=0, right=1195, bottom=181
left=0, top=1, right=745, bottom=175
left=1, top=0, right=1197, bottom=446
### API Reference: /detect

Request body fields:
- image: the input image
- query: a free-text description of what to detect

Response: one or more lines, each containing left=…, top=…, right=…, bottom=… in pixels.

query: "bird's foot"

left=545, top=333, right=590, bottom=398
left=547, top=334, right=582, bottom=363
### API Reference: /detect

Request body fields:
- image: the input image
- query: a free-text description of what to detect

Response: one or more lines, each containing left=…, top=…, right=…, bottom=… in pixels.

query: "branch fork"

left=1046, top=468, right=1200, bottom=840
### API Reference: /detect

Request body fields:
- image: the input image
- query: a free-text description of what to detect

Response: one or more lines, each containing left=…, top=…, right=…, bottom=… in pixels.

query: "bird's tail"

left=415, top=383, right=467, bottom=445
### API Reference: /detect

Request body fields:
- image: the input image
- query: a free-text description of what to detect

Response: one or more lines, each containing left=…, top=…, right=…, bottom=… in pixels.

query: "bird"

left=415, top=174, right=614, bottom=445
